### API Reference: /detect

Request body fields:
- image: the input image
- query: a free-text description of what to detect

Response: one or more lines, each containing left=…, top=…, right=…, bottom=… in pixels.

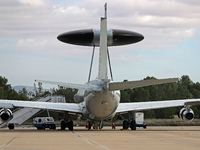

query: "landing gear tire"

left=8, top=123, right=14, bottom=130
left=88, top=121, right=91, bottom=130
left=130, top=120, right=136, bottom=130
left=68, top=120, right=73, bottom=131
left=61, top=120, right=66, bottom=130
left=123, top=120, right=128, bottom=129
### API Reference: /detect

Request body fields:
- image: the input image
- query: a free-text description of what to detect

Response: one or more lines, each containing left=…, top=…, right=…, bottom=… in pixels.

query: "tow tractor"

left=33, top=117, right=56, bottom=130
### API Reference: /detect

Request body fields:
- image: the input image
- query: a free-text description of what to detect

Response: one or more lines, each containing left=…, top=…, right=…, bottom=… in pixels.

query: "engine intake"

left=178, top=107, right=194, bottom=122
left=74, top=94, right=84, bottom=103
left=0, top=109, right=13, bottom=123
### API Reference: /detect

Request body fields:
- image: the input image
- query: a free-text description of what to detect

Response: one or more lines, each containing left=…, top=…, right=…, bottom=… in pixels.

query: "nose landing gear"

left=86, top=121, right=104, bottom=130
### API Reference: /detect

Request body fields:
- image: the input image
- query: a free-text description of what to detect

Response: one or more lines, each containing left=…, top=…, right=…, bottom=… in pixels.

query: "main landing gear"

left=123, top=120, right=136, bottom=130
left=120, top=112, right=136, bottom=130
left=60, top=112, right=73, bottom=131
left=61, top=120, right=73, bottom=131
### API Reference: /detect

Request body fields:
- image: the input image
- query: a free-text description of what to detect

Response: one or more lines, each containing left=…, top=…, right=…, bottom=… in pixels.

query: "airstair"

left=0, top=95, right=66, bottom=129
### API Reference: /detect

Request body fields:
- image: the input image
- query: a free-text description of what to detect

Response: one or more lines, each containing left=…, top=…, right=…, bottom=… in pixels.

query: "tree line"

left=120, top=75, right=200, bottom=119
left=0, top=76, right=29, bottom=100
left=0, top=75, right=200, bottom=119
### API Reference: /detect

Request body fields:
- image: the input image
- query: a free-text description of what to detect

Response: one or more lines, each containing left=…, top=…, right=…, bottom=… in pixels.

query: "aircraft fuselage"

left=80, top=79, right=120, bottom=121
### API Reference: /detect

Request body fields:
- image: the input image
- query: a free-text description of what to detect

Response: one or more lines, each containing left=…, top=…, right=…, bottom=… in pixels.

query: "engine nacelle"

left=178, top=107, right=194, bottom=122
left=0, top=109, right=13, bottom=123
left=74, top=94, right=84, bottom=103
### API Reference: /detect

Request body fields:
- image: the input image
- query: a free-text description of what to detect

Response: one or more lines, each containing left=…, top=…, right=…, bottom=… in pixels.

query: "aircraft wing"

left=116, top=99, right=200, bottom=113
left=109, top=78, right=178, bottom=91
left=35, top=79, right=103, bottom=91
left=0, top=100, right=82, bottom=113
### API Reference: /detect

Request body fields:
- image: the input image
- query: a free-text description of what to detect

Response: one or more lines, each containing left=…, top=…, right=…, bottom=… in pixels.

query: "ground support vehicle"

left=33, top=117, right=56, bottom=130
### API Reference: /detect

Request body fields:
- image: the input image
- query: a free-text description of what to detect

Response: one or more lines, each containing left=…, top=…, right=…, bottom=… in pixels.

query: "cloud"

left=53, top=5, right=86, bottom=14
left=1, top=0, right=199, bottom=41
left=16, top=39, right=48, bottom=50
left=18, top=0, right=47, bottom=7
left=0, top=0, right=199, bottom=55
left=1, top=0, right=200, bottom=84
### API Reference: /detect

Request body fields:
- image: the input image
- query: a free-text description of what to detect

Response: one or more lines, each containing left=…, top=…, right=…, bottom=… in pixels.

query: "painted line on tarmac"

left=0, top=137, right=16, bottom=149
left=71, top=131, right=109, bottom=150
left=115, top=138, right=123, bottom=141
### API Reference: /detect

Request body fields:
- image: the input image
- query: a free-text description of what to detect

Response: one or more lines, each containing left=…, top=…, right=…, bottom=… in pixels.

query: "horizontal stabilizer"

left=35, top=80, right=103, bottom=91
left=109, top=78, right=178, bottom=91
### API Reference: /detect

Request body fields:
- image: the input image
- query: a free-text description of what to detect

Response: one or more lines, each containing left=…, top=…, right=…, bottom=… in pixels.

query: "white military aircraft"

left=1, top=4, right=200, bottom=130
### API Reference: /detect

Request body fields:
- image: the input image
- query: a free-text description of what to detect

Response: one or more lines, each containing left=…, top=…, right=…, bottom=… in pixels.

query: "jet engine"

left=178, top=107, right=194, bottom=122
left=74, top=94, right=84, bottom=103
left=0, top=108, right=13, bottom=123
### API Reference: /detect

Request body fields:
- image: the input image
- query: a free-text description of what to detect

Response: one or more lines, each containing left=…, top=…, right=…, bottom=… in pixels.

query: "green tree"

left=0, top=76, right=29, bottom=100
left=129, top=88, right=150, bottom=102
left=120, top=90, right=130, bottom=103
left=53, top=88, right=77, bottom=103
left=180, top=75, right=193, bottom=88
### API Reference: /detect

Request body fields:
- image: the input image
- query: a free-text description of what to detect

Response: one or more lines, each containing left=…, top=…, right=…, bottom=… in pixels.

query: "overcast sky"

left=0, top=0, right=200, bottom=89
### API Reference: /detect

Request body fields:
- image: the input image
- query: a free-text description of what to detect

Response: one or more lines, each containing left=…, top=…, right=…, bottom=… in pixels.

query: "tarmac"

left=0, top=126, right=200, bottom=150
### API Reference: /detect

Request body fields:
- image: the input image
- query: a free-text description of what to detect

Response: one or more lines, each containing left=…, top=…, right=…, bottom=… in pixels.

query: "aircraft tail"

left=98, top=3, right=108, bottom=80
